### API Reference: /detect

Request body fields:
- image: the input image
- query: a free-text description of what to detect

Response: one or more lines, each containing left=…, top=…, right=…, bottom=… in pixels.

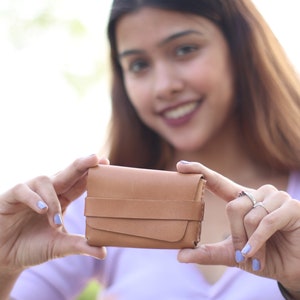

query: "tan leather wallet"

left=85, top=164, right=206, bottom=249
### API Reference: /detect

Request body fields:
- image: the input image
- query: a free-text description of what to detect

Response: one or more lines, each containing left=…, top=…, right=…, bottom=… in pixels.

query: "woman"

left=2, top=0, right=300, bottom=299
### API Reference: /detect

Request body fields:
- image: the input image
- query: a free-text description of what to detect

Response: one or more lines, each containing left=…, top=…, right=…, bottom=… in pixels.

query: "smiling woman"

left=2, top=1, right=300, bottom=300
left=0, top=0, right=299, bottom=192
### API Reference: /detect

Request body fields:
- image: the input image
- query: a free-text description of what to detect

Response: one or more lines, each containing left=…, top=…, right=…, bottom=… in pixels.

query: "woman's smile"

left=160, top=99, right=203, bottom=127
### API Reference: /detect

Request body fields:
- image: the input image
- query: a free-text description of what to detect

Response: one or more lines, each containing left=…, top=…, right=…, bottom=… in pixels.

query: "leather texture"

left=85, top=164, right=206, bottom=249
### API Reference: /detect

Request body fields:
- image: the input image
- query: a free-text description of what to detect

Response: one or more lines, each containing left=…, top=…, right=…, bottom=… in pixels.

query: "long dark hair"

left=103, top=0, right=300, bottom=172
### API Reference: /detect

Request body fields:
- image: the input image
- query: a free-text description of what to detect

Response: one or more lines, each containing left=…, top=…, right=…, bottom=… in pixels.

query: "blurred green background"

left=77, top=281, right=100, bottom=300
left=0, top=1, right=109, bottom=298
left=0, top=0, right=112, bottom=190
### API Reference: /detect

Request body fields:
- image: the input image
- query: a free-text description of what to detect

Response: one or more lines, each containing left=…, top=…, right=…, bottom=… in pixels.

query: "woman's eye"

left=176, top=45, right=198, bottom=56
left=129, top=60, right=149, bottom=73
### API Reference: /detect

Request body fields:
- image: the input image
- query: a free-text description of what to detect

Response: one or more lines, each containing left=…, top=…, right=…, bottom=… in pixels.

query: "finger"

left=228, top=189, right=269, bottom=256
left=53, top=233, right=107, bottom=260
left=52, top=154, right=104, bottom=194
left=98, top=157, right=110, bottom=165
left=178, top=238, right=236, bottom=267
left=242, top=208, right=267, bottom=273
left=28, top=176, right=64, bottom=227
left=240, top=186, right=280, bottom=249
left=177, top=161, right=245, bottom=202
left=243, top=193, right=299, bottom=258
left=238, top=188, right=289, bottom=271
left=1, top=183, right=49, bottom=214
left=226, top=196, right=253, bottom=262
left=233, top=190, right=270, bottom=270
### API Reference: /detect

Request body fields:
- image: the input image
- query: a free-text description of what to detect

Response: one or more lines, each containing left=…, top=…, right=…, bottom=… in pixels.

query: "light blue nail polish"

left=180, top=160, right=191, bottom=164
left=54, top=213, right=63, bottom=225
left=37, top=200, right=48, bottom=210
left=235, top=250, right=245, bottom=263
left=241, top=243, right=251, bottom=255
left=252, top=258, right=261, bottom=271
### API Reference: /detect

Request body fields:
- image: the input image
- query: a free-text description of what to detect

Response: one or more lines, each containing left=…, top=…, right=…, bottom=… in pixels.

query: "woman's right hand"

left=0, top=154, right=107, bottom=277
left=177, top=161, right=300, bottom=298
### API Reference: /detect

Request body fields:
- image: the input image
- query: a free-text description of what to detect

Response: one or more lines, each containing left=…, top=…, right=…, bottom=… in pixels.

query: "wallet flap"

left=86, top=165, right=205, bottom=202
left=86, top=218, right=189, bottom=242
left=85, top=197, right=203, bottom=221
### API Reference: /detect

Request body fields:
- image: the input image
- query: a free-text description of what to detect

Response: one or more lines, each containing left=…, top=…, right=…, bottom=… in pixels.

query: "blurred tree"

left=0, top=0, right=110, bottom=98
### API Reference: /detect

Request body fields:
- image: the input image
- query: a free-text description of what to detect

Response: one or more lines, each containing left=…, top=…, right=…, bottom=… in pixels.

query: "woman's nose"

left=153, top=63, right=184, bottom=100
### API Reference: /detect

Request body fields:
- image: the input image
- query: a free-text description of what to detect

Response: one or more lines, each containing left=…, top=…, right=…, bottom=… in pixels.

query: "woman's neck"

left=170, top=123, right=288, bottom=189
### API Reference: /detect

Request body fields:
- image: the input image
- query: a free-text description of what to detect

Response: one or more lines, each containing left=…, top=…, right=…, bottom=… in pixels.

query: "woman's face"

left=116, top=7, right=235, bottom=152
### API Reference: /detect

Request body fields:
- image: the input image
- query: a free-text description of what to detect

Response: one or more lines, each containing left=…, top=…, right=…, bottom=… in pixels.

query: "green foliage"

left=77, top=281, right=101, bottom=300
left=0, top=0, right=109, bottom=98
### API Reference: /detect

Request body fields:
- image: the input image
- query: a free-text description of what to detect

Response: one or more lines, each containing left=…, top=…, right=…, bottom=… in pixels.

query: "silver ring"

left=238, top=190, right=257, bottom=206
left=253, top=202, right=270, bottom=214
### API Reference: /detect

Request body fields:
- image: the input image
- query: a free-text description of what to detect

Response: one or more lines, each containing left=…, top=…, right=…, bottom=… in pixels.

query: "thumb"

left=54, top=233, right=107, bottom=260
left=178, top=238, right=236, bottom=267
left=177, top=161, right=246, bottom=202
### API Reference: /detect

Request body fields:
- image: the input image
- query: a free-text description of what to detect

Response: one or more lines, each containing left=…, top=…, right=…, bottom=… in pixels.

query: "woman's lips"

left=160, top=100, right=202, bottom=127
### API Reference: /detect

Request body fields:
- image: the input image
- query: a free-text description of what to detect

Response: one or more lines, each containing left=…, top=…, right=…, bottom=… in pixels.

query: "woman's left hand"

left=0, top=155, right=108, bottom=273
left=176, top=161, right=300, bottom=294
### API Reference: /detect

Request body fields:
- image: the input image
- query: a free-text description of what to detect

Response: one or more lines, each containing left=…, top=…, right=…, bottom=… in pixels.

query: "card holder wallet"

left=85, top=164, right=206, bottom=249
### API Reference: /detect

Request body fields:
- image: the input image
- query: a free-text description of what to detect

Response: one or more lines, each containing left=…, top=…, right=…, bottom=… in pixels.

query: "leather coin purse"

left=85, top=164, right=206, bottom=249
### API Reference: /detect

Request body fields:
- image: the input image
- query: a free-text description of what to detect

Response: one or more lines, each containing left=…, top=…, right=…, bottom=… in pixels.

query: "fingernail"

left=241, top=243, right=251, bottom=255
left=37, top=200, right=48, bottom=210
left=54, top=213, right=63, bottom=226
left=235, top=250, right=245, bottom=263
left=179, top=160, right=191, bottom=164
left=252, top=258, right=261, bottom=271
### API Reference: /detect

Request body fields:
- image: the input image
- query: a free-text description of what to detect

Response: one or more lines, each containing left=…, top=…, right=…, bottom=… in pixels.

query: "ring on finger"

left=238, top=190, right=257, bottom=206
left=253, top=201, right=270, bottom=214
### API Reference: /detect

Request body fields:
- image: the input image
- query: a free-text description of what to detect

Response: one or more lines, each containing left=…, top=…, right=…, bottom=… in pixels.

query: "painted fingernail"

left=37, top=200, right=48, bottom=210
left=179, top=160, right=191, bottom=164
left=54, top=213, right=63, bottom=226
left=252, top=258, right=261, bottom=271
left=235, top=250, right=245, bottom=263
left=241, top=243, right=251, bottom=255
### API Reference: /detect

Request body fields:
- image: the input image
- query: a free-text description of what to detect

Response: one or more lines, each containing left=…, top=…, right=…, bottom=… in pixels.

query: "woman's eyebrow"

left=118, top=30, right=202, bottom=60
left=118, top=49, right=145, bottom=60
left=158, top=29, right=203, bottom=46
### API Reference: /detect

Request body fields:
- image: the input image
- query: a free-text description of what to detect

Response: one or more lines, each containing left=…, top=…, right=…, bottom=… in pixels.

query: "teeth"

left=164, top=102, right=198, bottom=119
